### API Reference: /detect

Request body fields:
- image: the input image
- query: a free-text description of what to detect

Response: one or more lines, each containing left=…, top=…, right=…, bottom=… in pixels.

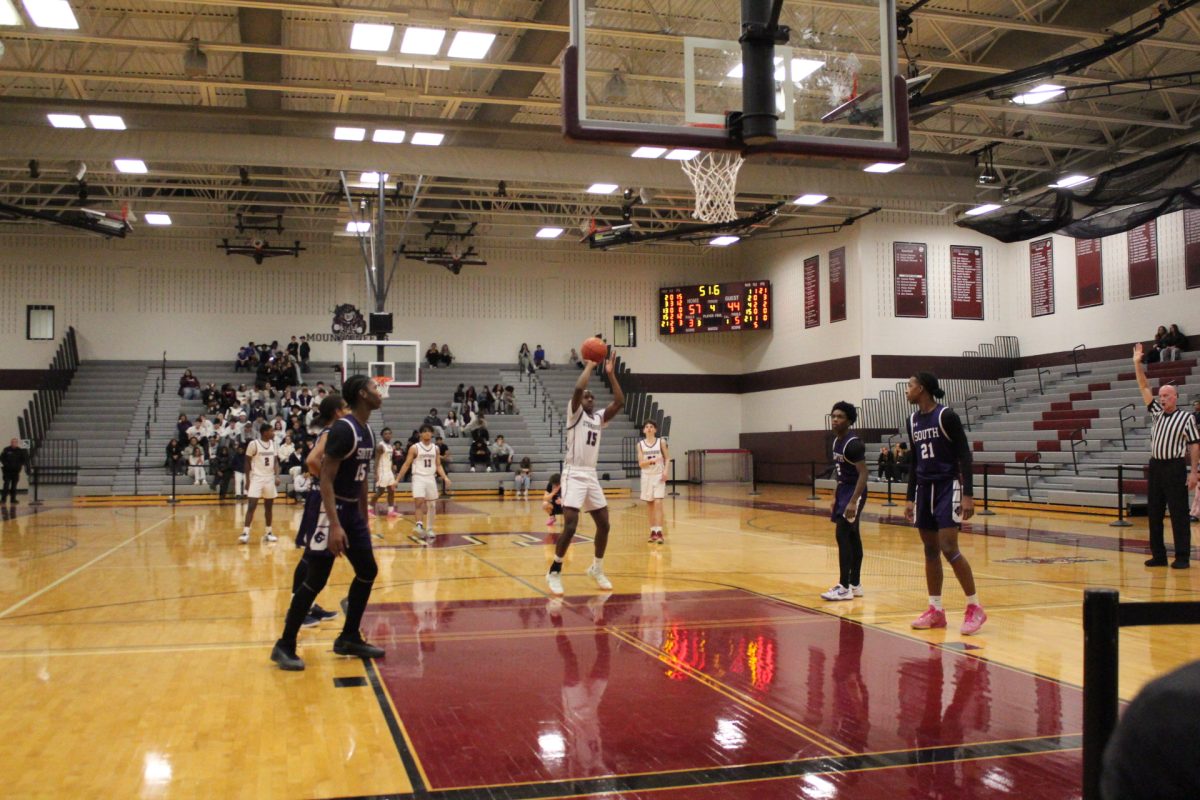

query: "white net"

left=680, top=151, right=745, bottom=223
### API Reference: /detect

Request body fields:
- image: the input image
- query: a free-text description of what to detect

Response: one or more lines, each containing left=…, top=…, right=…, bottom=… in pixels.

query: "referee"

left=1133, top=343, right=1200, bottom=568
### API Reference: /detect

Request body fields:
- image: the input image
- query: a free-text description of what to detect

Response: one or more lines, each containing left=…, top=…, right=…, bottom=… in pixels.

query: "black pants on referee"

left=1147, top=458, right=1191, bottom=563
left=1, top=470, right=19, bottom=503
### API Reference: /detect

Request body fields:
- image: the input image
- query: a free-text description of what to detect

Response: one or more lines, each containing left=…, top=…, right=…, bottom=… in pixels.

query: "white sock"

left=553, top=555, right=564, bottom=565
left=966, top=594, right=980, bottom=606
left=265, top=527, right=272, bottom=534
left=592, top=557, right=603, bottom=569
left=242, top=526, right=249, bottom=534
left=929, top=596, right=943, bottom=610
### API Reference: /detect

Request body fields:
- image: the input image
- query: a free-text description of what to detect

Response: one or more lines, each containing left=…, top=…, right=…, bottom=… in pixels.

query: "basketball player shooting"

left=546, top=350, right=623, bottom=596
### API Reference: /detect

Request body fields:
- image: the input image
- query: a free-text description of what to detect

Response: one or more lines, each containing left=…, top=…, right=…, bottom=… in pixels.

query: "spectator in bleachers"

left=568, top=348, right=584, bottom=369
left=451, top=384, right=465, bottom=415
left=210, top=445, right=234, bottom=499
left=236, top=342, right=256, bottom=372
left=440, top=344, right=454, bottom=367
left=255, top=341, right=273, bottom=365
left=469, top=438, right=491, bottom=472
left=543, top=473, right=563, bottom=525
left=435, top=436, right=452, bottom=472
left=877, top=445, right=895, bottom=481
left=491, top=435, right=514, bottom=472
left=894, top=442, right=910, bottom=481
left=518, top=343, right=533, bottom=373
left=298, top=336, right=311, bottom=373
left=1145, top=325, right=1170, bottom=364
left=426, top=343, right=441, bottom=368
left=1162, top=324, right=1187, bottom=362
left=465, top=384, right=477, bottom=406
left=231, top=440, right=248, bottom=497
left=287, top=336, right=299, bottom=361
left=514, top=457, right=533, bottom=498
left=179, top=369, right=201, bottom=400
left=175, top=413, right=191, bottom=443
left=464, top=411, right=489, bottom=443
left=444, top=411, right=461, bottom=438
left=165, top=438, right=184, bottom=474
left=422, top=408, right=445, bottom=439
left=188, top=446, right=207, bottom=486
left=479, top=386, right=495, bottom=414
left=500, top=385, right=516, bottom=415
left=534, top=344, right=549, bottom=369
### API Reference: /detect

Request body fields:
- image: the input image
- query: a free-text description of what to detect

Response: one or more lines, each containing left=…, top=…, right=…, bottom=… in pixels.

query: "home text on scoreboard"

left=659, top=281, right=772, bottom=335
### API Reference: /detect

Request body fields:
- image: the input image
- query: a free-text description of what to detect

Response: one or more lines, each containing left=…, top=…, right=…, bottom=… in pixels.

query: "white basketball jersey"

left=246, top=438, right=277, bottom=479
left=412, top=442, right=438, bottom=477
left=564, top=401, right=604, bottom=469
left=639, top=438, right=664, bottom=475
left=377, top=442, right=395, bottom=476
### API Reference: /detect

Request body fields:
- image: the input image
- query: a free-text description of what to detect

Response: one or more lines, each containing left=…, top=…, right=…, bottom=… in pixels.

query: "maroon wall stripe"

left=625, top=356, right=859, bottom=395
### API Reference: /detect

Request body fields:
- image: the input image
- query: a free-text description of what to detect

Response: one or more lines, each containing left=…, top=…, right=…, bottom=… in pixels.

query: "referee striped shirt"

left=1148, top=399, right=1200, bottom=460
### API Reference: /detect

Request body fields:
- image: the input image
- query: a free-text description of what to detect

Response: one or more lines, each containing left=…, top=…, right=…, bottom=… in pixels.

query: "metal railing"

left=1068, top=428, right=1088, bottom=474
left=962, top=395, right=979, bottom=431
left=17, top=326, right=80, bottom=450
left=1036, top=367, right=1052, bottom=395
left=999, top=377, right=1016, bottom=412
left=1072, top=343, right=1087, bottom=377
left=1117, top=403, right=1138, bottom=450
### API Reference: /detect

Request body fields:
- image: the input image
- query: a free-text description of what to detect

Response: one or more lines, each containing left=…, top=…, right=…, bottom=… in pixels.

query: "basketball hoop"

left=679, top=151, right=745, bottom=223
left=371, top=374, right=392, bottom=400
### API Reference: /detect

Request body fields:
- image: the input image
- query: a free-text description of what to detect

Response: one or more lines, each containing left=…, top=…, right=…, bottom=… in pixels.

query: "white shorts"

left=376, top=469, right=397, bottom=489
left=247, top=476, right=278, bottom=499
left=561, top=468, right=607, bottom=513
left=412, top=475, right=439, bottom=501
left=640, top=472, right=666, bottom=502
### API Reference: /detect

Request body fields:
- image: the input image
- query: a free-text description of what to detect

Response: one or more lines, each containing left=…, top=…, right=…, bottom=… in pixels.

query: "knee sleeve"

left=301, top=556, right=334, bottom=594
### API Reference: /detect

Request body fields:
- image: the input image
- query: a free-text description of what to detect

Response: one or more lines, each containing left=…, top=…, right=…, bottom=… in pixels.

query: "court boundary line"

left=0, top=514, right=173, bottom=619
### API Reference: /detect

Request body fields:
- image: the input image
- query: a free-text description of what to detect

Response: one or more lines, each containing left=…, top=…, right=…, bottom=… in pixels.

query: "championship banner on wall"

left=1127, top=220, right=1159, bottom=299
left=1030, top=238, right=1055, bottom=317
left=950, top=245, right=983, bottom=320
left=1075, top=238, right=1103, bottom=309
left=1184, top=209, right=1200, bottom=290
left=829, top=247, right=847, bottom=323
left=803, top=255, right=820, bottom=329
left=893, top=242, right=927, bottom=318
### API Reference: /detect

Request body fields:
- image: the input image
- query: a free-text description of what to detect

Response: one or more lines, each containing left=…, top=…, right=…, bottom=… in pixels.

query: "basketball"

left=581, top=337, right=608, bottom=364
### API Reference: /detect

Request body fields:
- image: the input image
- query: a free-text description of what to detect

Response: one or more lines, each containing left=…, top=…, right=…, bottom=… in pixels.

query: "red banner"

left=1075, top=238, right=1103, bottom=309
left=893, top=242, right=927, bottom=318
left=950, top=245, right=983, bottom=320
left=1030, top=238, right=1055, bottom=317
left=1185, top=209, right=1200, bottom=290
left=803, top=255, right=820, bottom=329
left=829, top=247, right=847, bottom=323
left=1127, top=220, right=1159, bottom=299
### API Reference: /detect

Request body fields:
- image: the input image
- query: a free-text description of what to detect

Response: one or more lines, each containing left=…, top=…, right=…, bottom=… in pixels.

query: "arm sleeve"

left=940, top=409, right=975, bottom=495
left=844, top=439, right=866, bottom=463
left=905, top=418, right=918, bottom=502
left=324, top=419, right=356, bottom=460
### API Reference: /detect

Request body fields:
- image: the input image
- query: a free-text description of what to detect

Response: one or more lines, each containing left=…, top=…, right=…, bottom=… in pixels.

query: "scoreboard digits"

left=659, top=281, right=772, bottom=335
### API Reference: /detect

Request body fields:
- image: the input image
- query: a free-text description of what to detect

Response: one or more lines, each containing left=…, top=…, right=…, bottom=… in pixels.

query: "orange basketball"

left=581, top=337, right=608, bottom=364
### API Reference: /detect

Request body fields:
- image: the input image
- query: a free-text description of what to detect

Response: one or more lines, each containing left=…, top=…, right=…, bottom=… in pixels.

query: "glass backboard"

left=342, top=340, right=422, bottom=389
left=564, top=0, right=907, bottom=161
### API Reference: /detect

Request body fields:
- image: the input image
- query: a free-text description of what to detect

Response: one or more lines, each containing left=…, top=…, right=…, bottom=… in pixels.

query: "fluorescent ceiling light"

left=793, top=194, right=828, bottom=205
left=535, top=227, right=564, bottom=239
left=447, top=30, right=495, bottom=59
left=144, top=213, right=172, bottom=226
left=400, top=27, right=445, bottom=56
left=333, top=126, right=366, bottom=141
left=350, top=23, right=393, bottom=52
left=964, top=204, right=1001, bottom=216
left=88, top=114, right=126, bottom=130
left=631, top=146, right=667, bottom=159
left=710, top=235, right=740, bottom=246
left=1012, top=83, right=1064, bottom=105
left=665, top=149, right=701, bottom=160
left=372, top=128, right=406, bottom=143
left=1051, top=174, right=1092, bottom=189
left=791, top=58, right=824, bottom=81
left=346, top=221, right=370, bottom=233
left=863, top=161, right=904, bottom=173
left=22, top=0, right=78, bottom=29
left=411, top=131, right=444, bottom=146
left=587, top=183, right=619, bottom=194
left=47, top=113, right=86, bottom=128
left=358, top=171, right=389, bottom=185
left=0, top=0, right=21, bottom=26
left=114, top=159, right=148, bottom=173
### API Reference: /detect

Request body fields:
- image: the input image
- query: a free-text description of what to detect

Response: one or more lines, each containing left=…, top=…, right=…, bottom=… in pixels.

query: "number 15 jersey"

left=325, top=415, right=376, bottom=498
left=565, top=400, right=605, bottom=470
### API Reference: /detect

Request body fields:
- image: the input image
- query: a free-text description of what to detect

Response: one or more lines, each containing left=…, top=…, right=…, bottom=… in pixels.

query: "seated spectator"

left=518, top=343, right=533, bottom=374
left=463, top=411, right=489, bottom=443
left=451, top=383, right=465, bottom=415
left=877, top=445, right=895, bottom=481
left=188, top=446, right=207, bottom=486
left=219, top=383, right=237, bottom=411
left=287, top=336, right=299, bottom=360
left=543, top=473, right=563, bottom=525
left=440, top=344, right=454, bottom=367
left=490, top=384, right=505, bottom=413
left=1145, top=325, right=1169, bottom=364
left=514, top=457, right=533, bottom=498
left=465, top=384, right=477, bottom=407
left=568, top=348, right=584, bottom=369
left=179, top=369, right=201, bottom=400
left=894, top=442, right=910, bottom=481
left=422, top=408, right=446, bottom=439
left=435, top=436, right=452, bottom=472
left=500, top=385, right=516, bottom=416
left=164, top=438, right=184, bottom=473
left=479, top=386, right=496, bottom=414
left=175, top=413, right=191, bottom=443
left=490, top=435, right=514, bottom=472
left=278, top=433, right=300, bottom=475
left=296, top=385, right=313, bottom=410
left=256, top=341, right=273, bottom=365
left=426, top=343, right=441, bottom=368
left=200, top=382, right=220, bottom=412
left=210, top=445, right=233, bottom=499
left=1162, top=323, right=1187, bottom=362
left=534, top=344, right=549, bottom=369
left=444, top=411, right=461, bottom=438
left=469, top=438, right=491, bottom=472
left=235, top=342, right=256, bottom=372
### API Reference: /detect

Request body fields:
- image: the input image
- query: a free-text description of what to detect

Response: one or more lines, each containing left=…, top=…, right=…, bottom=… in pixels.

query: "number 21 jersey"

left=909, top=404, right=957, bottom=483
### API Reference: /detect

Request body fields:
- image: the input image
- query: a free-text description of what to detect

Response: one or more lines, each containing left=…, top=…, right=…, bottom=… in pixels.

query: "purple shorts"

left=914, top=479, right=962, bottom=530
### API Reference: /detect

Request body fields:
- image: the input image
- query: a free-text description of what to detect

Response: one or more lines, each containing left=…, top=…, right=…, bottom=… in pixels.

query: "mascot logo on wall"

left=331, top=303, right=366, bottom=339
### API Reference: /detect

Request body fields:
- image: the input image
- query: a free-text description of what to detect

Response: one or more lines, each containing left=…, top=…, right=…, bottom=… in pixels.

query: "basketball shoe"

left=333, top=635, right=385, bottom=659
left=586, top=563, right=612, bottom=591
left=546, top=570, right=565, bottom=596
left=911, top=606, right=948, bottom=629
left=263, top=532, right=278, bottom=543
left=820, top=585, right=853, bottom=601
left=310, top=604, right=338, bottom=621
left=237, top=531, right=249, bottom=544
left=270, top=641, right=304, bottom=671
left=961, top=604, right=988, bottom=635
left=850, top=584, right=864, bottom=597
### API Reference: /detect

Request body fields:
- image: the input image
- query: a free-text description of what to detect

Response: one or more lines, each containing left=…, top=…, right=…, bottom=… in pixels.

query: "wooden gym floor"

left=1, top=485, right=1198, bottom=799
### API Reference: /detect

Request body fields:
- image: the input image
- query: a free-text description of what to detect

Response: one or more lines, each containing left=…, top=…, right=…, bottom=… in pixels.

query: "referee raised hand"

left=1133, top=342, right=1200, bottom=568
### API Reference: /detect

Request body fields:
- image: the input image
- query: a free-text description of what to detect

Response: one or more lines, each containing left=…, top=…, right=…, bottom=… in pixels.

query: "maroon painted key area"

left=362, top=590, right=1082, bottom=797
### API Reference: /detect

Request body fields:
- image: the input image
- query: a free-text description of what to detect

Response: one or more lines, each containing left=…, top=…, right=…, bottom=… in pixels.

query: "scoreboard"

left=659, top=281, right=772, bottom=335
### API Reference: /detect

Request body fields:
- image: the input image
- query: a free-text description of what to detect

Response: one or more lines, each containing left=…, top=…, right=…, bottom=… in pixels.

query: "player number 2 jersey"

left=246, top=438, right=277, bottom=479
left=565, top=401, right=604, bottom=469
